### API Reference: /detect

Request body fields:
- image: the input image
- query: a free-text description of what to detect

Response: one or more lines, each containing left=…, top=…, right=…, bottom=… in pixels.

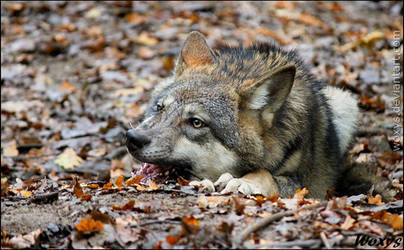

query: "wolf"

left=126, top=31, right=359, bottom=199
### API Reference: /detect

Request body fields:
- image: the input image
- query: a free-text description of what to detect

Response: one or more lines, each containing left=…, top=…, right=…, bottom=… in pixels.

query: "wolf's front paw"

left=214, top=172, right=234, bottom=190
left=220, top=178, right=262, bottom=196
left=189, top=179, right=215, bottom=192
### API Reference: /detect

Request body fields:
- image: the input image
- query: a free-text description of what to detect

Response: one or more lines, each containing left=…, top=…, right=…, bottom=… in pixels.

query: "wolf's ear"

left=244, top=65, right=296, bottom=112
left=174, top=31, right=215, bottom=77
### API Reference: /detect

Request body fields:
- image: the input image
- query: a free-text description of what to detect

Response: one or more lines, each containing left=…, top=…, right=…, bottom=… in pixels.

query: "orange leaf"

left=382, top=213, right=403, bottom=230
left=115, top=176, right=124, bottom=188
left=155, top=240, right=163, bottom=249
left=294, top=188, right=309, bottom=200
left=299, top=13, right=328, bottom=30
left=20, top=190, right=33, bottom=197
left=81, top=194, right=92, bottom=201
left=182, top=216, right=200, bottom=233
left=112, top=200, right=136, bottom=211
left=86, top=184, right=99, bottom=189
left=368, top=194, right=384, bottom=205
left=60, top=81, right=75, bottom=91
left=166, top=235, right=181, bottom=244
left=73, top=179, right=84, bottom=198
left=124, top=13, right=147, bottom=24
left=75, top=216, right=103, bottom=233
left=135, top=184, right=147, bottom=191
left=147, top=180, right=159, bottom=190
left=102, top=183, right=113, bottom=189
left=177, top=176, right=190, bottom=186
left=125, top=175, right=144, bottom=186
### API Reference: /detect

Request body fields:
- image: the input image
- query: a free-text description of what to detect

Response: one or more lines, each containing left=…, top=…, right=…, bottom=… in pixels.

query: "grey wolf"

left=126, top=31, right=359, bottom=199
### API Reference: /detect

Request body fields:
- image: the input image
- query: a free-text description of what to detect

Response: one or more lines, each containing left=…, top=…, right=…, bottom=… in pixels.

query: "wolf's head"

left=126, top=31, right=296, bottom=182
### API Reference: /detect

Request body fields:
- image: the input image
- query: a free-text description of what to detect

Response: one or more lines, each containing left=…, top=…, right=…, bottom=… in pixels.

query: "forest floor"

left=1, top=1, right=403, bottom=249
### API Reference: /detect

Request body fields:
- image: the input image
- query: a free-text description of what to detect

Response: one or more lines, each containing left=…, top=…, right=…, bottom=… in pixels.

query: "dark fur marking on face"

left=271, top=136, right=303, bottom=174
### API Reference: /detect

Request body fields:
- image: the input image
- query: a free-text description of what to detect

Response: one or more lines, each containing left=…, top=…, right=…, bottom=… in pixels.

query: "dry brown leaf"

left=115, top=176, right=124, bottom=188
left=373, top=211, right=403, bottom=230
left=2, top=140, right=19, bottom=157
left=340, top=215, right=356, bottom=230
left=368, top=194, right=385, bottom=205
left=55, top=148, right=83, bottom=169
left=177, top=176, right=190, bottom=186
left=125, top=13, right=147, bottom=24
left=102, top=182, right=113, bottom=190
left=75, top=216, right=103, bottom=233
left=293, top=188, right=309, bottom=200
left=60, top=81, right=76, bottom=91
left=135, top=32, right=158, bottom=46
left=147, top=180, right=159, bottom=190
left=112, top=200, right=136, bottom=211
left=125, top=175, right=144, bottom=186
left=166, top=234, right=182, bottom=245
left=299, top=13, right=329, bottom=30
left=197, top=195, right=231, bottom=209
left=182, top=216, right=200, bottom=233
left=20, top=190, right=33, bottom=198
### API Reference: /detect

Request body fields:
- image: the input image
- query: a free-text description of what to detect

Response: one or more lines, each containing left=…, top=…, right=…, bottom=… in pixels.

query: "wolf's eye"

left=190, top=118, right=205, bottom=128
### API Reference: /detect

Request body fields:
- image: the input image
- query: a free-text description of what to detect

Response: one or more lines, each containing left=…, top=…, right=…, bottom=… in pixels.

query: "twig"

left=137, top=219, right=181, bottom=227
left=245, top=239, right=322, bottom=249
left=31, top=191, right=59, bottom=204
left=357, top=126, right=386, bottom=136
left=236, top=202, right=326, bottom=247
left=153, top=188, right=199, bottom=197
left=131, top=219, right=181, bottom=227
left=320, top=232, right=331, bottom=249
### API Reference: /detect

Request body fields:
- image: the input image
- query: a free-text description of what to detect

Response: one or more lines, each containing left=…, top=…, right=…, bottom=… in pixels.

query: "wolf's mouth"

left=134, top=163, right=178, bottom=183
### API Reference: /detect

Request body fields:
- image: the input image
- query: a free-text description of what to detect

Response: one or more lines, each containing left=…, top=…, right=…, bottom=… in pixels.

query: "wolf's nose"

left=126, top=129, right=151, bottom=149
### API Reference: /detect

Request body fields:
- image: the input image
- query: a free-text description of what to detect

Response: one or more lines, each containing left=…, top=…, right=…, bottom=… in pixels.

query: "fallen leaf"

left=293, top=188, right=309, bottom=200
left=8, top=229, right=42, bottom=249
left=75, top=216, right=103, bottom=233
left=102, top=183, right=113, bottom=189
left=232, top=196, right=245, bottom=215
left=166, top=235, right=182, bottom=245
left=2, top=140, right=19, bottom=157
left=368, top=194, right=385, bottom=205
left=373, top=211, right=403, bottom=230
left=125, top=175, right=144, bottom=186
left=112, top=200, right=136, bottom=211
left=125, top=13, right=147, bottom=24
left=155, top=240, right=163, bottom=249
left=182, top=216, right=200, bottom=233
left=135, top=32, right=158, bottom=46
left=55, top=148, right=83, bottom=169
left=177, top=176, right=190, bottom=186
left=20, top=190, right=33, bottom=198
left=147, top=180, right=159, bottom=190
left=115, top=176, right=124, bottom=188
left=299, top=12, right=329, bottom=30
left=197, top=195, right=231, bottom=209
left=340, top=215, right=356, bottom=230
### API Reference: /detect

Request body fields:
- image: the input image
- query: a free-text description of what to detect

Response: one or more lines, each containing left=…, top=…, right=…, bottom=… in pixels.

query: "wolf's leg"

left=217, top=169, right=279, bottom=196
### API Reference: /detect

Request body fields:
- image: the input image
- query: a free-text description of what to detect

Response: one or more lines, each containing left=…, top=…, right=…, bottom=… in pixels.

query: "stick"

left=236, top=202, right=326, bottom=246
left=320, top=231, right=331, bottom=249
left=245, top=239, right=322, bottom=249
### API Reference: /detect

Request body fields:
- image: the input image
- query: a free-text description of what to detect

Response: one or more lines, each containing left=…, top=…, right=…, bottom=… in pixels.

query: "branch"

left=235, top=202, right=326, bottom=247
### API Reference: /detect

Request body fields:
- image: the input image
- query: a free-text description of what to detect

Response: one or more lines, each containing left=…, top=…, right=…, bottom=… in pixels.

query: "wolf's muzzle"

left=126, top=129, right=151, bottom=151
